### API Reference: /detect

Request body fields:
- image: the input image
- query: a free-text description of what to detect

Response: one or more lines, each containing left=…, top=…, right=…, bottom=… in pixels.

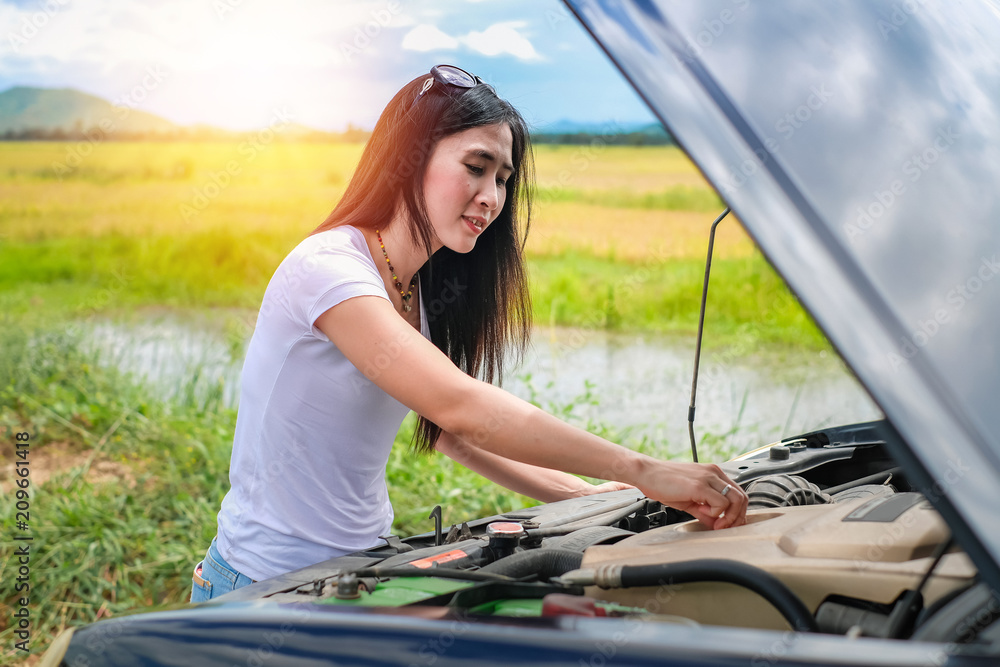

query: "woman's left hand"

left=577, top=481, right=638, bottom=496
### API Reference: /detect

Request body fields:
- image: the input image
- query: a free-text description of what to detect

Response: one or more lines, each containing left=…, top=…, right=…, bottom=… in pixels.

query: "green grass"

left=0, top=324, right=232, bottom=659
left=535, top=184, right=724, bottom=213
left=529, top=251, right=825, bottom=350
left=0, top=233, right=824, bottom=353
left=0, top=140, right=820, bottom=350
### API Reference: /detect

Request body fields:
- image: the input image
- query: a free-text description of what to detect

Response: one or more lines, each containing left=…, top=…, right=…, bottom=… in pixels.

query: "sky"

left=0, top=0, right=658, bottom=132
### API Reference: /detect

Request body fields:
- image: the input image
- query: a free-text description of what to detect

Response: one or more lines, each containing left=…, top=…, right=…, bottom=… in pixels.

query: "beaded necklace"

left=375, top=229, right=417, bottom=312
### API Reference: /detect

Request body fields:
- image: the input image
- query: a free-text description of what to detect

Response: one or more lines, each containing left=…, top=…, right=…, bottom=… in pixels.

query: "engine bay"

left=225, top=421, right=998, bottom=648
left=580, top=491, right=972, bottom=632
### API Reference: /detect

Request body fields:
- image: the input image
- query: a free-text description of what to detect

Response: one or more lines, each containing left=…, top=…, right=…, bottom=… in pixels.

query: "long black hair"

left=312, top=70, right=534, bottom=453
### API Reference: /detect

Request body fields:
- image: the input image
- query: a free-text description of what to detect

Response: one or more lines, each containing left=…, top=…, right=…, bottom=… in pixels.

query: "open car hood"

left=563, top=0, right=1000, bottom=586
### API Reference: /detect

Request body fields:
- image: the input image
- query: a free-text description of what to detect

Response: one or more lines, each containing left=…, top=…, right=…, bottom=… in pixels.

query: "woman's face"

left=422, top=122, right=514, bottom=254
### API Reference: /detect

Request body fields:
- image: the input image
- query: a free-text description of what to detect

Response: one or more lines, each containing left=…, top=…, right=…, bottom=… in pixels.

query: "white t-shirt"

left=216, top=225, right=429, bottom=581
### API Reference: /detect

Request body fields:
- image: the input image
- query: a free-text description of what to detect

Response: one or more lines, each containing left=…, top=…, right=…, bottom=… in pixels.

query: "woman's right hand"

left=633, top=459, right=748, bottom=530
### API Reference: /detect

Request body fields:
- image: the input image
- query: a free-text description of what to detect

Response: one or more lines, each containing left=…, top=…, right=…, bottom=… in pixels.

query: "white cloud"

left=0, top=0, right=416, bottom=71
left=401, top=24, right=458, bottom=52
left=0, top=1, right=568, bottom=130
left=0, top=0, right=423, bottom=128
left=461, top=21, right=541, bottom=61
left=399, top=20, right=541, bottom=61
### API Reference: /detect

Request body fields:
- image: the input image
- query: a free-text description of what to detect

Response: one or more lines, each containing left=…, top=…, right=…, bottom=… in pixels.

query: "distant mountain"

left=530, top=118, right=673, bottom=145
left=0, top=86, right=366, bottom=141
left=0, top=86, right=179, bottom=135
left=0, top=86, right=668, bottom=143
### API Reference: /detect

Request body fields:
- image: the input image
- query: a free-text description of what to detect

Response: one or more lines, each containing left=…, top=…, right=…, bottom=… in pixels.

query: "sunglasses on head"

left=412, top=64, right=494, bottom=108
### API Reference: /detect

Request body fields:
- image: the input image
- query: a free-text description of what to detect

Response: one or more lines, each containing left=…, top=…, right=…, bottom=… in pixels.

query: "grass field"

left=0, top=141, right=816, bottom=345
left=0, top=140, right=825, bottom=662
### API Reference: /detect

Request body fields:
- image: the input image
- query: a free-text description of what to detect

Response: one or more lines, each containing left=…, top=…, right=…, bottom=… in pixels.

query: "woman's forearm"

left=434, top=430, right=595, bottom=503
left=317, top=296, right=748, bottom=529
left=442, top=381, right=747, bottom=529
left=442, top=380, right=653, bottom=486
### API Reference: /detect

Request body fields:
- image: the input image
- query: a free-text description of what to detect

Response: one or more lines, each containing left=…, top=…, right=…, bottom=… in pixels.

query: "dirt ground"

left=0, top=440, right=136, bottom=495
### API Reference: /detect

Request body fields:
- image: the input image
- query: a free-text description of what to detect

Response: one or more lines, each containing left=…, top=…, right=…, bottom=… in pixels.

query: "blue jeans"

left=190, top=536, right=256, bottom=603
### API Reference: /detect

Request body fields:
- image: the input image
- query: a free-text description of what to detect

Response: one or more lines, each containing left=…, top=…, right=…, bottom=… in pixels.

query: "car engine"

left=225, top=421, right=995, bottom=645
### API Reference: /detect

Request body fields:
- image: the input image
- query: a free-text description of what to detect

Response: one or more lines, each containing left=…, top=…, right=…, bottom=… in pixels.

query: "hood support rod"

left=688, top=207, right=731, bottom=463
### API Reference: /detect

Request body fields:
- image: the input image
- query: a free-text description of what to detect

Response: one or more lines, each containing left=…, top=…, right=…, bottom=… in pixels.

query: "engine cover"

left=581, top=494, right=975, bottom=630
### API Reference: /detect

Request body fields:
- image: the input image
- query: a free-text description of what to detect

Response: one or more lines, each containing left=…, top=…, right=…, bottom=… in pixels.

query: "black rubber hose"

left=526, top=500, right=649, bottom=538
left=615, top=559, right=819, bottom=632
left=823, top=467, right=901, bottom=496
left=479, top=548, right=584, bottom=580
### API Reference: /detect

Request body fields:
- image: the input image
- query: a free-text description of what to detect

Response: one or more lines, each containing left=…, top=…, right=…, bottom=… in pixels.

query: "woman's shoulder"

left=269, top=224, right=380, bottom=290
left=262, top=225, right=386, bottom=322
left=293, top=225, right=368, bottom=255
left=280, top=225, right=374, bottom=269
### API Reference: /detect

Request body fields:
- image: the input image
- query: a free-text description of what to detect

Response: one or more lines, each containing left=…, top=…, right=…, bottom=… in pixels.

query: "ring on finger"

left=721, top=484, right=733, bottom=497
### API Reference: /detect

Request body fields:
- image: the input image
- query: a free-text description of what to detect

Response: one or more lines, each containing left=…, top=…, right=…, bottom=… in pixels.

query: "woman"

left=191, top=65, right=747, bottom=602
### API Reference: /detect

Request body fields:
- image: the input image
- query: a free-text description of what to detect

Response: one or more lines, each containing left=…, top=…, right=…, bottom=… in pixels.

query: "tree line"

left=2, top=126, right=673, bottom=145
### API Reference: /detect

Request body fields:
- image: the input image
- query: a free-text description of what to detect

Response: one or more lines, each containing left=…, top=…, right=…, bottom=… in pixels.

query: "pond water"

left=83, top=310, right=881, bottom=458
left=506, top=327, right=881, bottom=457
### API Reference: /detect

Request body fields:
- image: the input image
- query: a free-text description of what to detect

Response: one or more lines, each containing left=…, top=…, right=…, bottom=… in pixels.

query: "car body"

left=42, top=1, right=1000, bottom=665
